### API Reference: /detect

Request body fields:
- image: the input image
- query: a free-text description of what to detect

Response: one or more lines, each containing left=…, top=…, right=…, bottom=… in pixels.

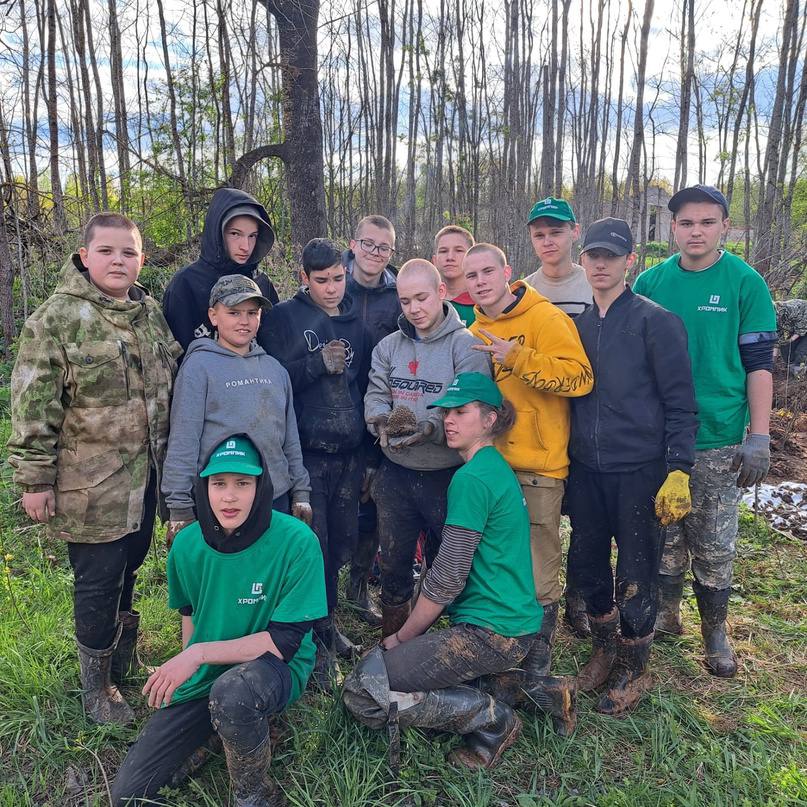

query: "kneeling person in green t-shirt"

left=111, top=436, right=326, bottom=806
left=344, top=374, right=576, bottom=771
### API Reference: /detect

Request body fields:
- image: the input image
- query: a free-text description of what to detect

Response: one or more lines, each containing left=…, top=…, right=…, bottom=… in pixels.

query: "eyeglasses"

left=358, top=239, right=395, bottom=257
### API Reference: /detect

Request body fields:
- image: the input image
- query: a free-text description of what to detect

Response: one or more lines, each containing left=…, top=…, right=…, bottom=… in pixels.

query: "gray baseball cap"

left=209, top=274, right=272, bottom=308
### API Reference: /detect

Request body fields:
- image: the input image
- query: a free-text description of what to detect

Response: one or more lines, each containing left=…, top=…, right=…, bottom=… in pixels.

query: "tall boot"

left=654, top=574, right=685, bottom=638
left=347, top=531, right=382, bottom=627
left=76, top=625, right=135, bottom=725
left=693, top=581, right=737, bottom=678
left=398, top=686, right=522, bottom=770
left=525, top=601, right=559, bottom=677
left=310, top=616, right=337, bottom=693
left=221, top=732, right=278, bottom=807
left=521, top=640, right=577, bottom=736
left=381, top=599, right=411, bottom=638
left=596, top=634, right=653, bottom=716
left=563, top=589, right=591, bottom=638
left=576, top=607, right=619, bottom=692
left=111, top=610, right=153, bottom=685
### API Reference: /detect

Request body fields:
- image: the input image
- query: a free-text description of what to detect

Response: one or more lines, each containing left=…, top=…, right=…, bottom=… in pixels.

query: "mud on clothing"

left=522, top=263, right=592, bottom=318
left=162, top=187, right=279, bottom=355
left=161, top=337, right=310, bottom=521
left=263, top=289, right=372, bottom=454
left=167, top=510, right=327, bottom=706
left=633, top=250, right=776, bottom=450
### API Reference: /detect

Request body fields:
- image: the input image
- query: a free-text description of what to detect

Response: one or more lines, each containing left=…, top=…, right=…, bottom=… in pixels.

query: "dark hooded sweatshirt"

left=163, top=188, right=280, bottom=354
left=342, top=249, right=401, bottom=347
left=263, top=290, right=372, bottom=454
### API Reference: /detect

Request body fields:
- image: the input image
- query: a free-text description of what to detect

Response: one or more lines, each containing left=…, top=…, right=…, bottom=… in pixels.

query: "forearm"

left=193, top=631, right=283, bottom=665
left=507, top=341, right=594, bottom=397
left=747, top=370, right=773, bottom=435
left=396, top=596, right=445, bottom=643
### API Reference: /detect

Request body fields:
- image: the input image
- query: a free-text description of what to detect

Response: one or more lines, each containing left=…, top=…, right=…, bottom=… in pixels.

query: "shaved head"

left=397, top=259, right=442, bottom=290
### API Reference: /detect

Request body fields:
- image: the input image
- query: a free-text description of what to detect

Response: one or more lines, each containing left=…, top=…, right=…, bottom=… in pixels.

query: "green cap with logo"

left=428, top=372, right=503, bottom=409
left=200, top=436, right=263, bottom=477
left=208, top=274, right=272, bottom=309
left=527, top=197, right=576, bottom=225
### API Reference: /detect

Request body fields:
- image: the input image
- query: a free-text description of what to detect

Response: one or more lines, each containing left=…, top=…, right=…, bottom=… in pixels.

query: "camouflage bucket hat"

left=209, top=274, right=272, bottom=309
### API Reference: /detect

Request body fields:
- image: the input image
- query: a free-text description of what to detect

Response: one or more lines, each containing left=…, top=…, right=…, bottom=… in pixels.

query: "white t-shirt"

left=522, top=264, right=592, bottom=318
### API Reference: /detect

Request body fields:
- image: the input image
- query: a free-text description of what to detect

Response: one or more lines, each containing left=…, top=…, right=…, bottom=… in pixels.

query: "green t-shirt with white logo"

left=633, top=250, right=775, bottom=449
left=166, top=512, right=327, bottom=706
left=445, top=446, right=542, bottom=637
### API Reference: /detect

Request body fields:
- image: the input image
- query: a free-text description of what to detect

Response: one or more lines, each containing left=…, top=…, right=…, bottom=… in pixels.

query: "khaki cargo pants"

left=517, top=472, right=565, bottom=605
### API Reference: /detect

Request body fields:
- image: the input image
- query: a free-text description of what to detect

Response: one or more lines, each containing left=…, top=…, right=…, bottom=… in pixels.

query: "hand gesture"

left=22, top=489, right=56, bottom=523
left=473, top=328, right=516, bottom=364
left=321, top=340, right=347, bottom=374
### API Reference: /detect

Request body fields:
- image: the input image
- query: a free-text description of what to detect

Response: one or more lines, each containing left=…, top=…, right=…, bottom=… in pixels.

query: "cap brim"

left=427, top=392, right=476, bottom=409
left=527, top=212, right=575, bottom=225
left=200, top=460, right=263, bottom=477
left=580, top=241, right=631, bottom=256
left=213, top=293, right=272, bottom=309
left=668, top=188, right=728, bottom=215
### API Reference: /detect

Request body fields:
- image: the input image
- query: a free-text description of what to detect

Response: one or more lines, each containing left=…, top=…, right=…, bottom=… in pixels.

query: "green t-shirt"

left=445, top=446, right=542, bottom=637
left=166, top=512, right=327, bottom=706
left=633, top=251, right=775, bottom=449
left=450, top=295, right=476, bottom=327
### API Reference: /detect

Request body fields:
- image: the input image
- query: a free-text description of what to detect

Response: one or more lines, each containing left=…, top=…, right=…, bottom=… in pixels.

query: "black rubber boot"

left=221, top=733, right=279, bottom=807
left=381, top=599, right=411, bottom=639
left=693, top=581, right=737, bottom=678
left=397, top=686, right=521, bottom=770
left=522, top=674, right=577, bottom=736
left=596, top=634, right=653, bottom=716
left=525, top=601, right=559, bottom=677
left=76, top=625, right=135, bottom=725
left=111, top=610, right=154, bottom=685
left=348, top=531, right=382, bottom=627
left=563, top=589, right=591, bottom=638
left=654, top=574, right=685, bottom=639
left=576, top=607, right=619, bottom=692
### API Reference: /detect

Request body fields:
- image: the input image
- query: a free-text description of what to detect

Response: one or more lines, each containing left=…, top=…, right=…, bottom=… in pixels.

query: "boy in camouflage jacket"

left=8, top=213, right=180, bottom=726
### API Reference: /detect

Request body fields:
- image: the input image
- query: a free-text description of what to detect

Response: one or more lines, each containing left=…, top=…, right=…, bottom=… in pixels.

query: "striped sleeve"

left=420, top=524, right=482, bottom=605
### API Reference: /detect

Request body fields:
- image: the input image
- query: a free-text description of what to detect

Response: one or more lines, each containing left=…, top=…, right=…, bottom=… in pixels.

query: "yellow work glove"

left=654, top=470, right=692, bottom=526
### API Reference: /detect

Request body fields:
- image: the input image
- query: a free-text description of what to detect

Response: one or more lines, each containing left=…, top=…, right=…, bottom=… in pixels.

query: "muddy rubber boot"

left=348, top=531, right=383, bottom=627
left=596, top=634, right=653, bottom=717
left=576, top=607, right=619, bottom=692
left=310, top=617, right=337, bottom=693
left=522, top=674, right=577, bottom=736
left=332, top=623, right=360, bottom=660
left=76, top=626, right=135, bottom=725
left=563, top=590, right=591, bottom=638
left=693, top=581, right=737, bottom=678
left=525, top=601, right=559, bottom=677
left=654, top=574, right=685, bottom=638
left=222, top=733, right=279, bottom=807
left=111, top=610, right=154, bottom=685
left=381, top=599, right=411, bottom=638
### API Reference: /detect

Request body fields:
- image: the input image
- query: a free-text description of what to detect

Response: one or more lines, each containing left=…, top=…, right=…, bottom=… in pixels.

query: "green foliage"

left=644, top=240, right=669, bottom=258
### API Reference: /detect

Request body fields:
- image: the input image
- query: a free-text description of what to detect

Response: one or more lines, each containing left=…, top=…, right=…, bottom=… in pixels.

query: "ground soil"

left=768, top=361, right=807, bottom=484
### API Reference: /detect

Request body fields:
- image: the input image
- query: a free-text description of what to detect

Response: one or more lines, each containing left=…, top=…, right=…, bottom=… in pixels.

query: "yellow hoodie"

left=471, top=281, right=593, bottom=478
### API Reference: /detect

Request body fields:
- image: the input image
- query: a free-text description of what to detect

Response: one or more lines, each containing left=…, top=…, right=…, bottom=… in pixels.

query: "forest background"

left=1, top=0, right=807, bottom=360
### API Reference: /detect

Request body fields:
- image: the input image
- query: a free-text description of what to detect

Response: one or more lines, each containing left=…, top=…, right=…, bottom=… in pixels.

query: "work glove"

left=654, top=470, right=692, bottom=526
left=366, top=414, right=390, bottom=448
left=166, top=520, right=192, bottom=549
left=321, top=340, right=346, bottom=374
left=388, top=420, right=436, bottom=450
left=730, top=433, right=770, bottom=488
left=292, top=501, right=313, bottom=526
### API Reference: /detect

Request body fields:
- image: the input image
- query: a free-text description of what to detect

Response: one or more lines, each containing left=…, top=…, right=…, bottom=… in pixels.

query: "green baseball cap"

left=428, top=372, right=503, bottom=409
left=200, top=436, right=263, bottom=477
left=527, top=197, right=576, bottom=225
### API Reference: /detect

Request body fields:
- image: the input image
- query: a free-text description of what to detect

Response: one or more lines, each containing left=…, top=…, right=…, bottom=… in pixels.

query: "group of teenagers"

left=9, top=182, right=777, bottom=806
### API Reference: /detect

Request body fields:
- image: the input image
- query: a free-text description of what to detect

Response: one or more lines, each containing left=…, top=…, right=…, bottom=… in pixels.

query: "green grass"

left=1, top=412, right=805, bottom=805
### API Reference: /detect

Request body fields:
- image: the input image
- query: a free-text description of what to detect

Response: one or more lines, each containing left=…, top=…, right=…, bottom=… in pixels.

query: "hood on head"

left=194, top=433, right=275, bottom=552
left=200, top=188, right=275, bottom=274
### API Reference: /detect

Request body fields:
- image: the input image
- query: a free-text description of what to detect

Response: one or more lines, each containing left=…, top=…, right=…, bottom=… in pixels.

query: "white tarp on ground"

left=742, top=481, right=807, bottom=540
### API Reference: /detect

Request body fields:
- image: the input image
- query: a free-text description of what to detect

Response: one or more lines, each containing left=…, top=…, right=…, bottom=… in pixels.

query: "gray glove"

left=321, top=340, right=346, bottom=374
left=388, top=420, right=436, bottom=450
left=730, top=433, right=770, bottom=488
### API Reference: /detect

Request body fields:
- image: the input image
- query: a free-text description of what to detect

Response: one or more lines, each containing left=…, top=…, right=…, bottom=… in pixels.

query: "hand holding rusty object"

left=654, top=470, right=691, bottom=526
left=321, top=340, right=346, bottom=374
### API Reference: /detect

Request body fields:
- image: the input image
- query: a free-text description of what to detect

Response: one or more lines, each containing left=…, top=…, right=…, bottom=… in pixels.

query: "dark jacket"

left=263, top=290, right=372, bottom=454
left=570, top=286, right=698, bottom=474
left=163, top=188, right=280, bottom=354
left=342, top=249, right=401, bottom=347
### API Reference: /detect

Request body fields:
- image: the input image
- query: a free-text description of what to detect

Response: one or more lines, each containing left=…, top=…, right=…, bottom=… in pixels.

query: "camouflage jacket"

left=8, top=256, right=181, bottom=543
left=774, top=299, right=807, bottom=339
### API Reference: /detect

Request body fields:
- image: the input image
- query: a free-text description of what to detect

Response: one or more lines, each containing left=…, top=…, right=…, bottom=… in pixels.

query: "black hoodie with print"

left=263, top=289, right=372, bottom=454
left=163, top=188, right=280, bottom=354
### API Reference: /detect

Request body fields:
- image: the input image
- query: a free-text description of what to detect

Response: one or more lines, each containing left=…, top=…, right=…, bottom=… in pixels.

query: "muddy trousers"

left=566, top=459, right=666, bottom=639
left=67, top=475, right=157, bottom=650
left=372, top=459, right=457, bottom=605
left=304, top=450, right=363, bottom=612
left=110, top=654, right=291, bottom=806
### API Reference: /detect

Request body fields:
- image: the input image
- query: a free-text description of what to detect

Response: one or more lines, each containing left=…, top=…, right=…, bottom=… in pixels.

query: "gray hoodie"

left=162, top=338, right=311, bottom=520
left=364, top=304, right=492, bottom=471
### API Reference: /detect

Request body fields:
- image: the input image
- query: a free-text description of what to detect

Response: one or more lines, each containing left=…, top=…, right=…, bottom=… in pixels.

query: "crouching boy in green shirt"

left=111, top=436, right=326, bottom=806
